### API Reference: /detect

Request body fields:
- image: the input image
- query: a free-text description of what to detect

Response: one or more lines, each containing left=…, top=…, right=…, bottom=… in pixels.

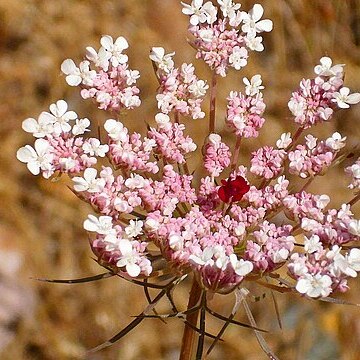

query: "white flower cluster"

left=149, top=47, right=175, bottom=74
left=17, top=100, right=108, bottom=178
left=291, top=235, right=360, bottom=298
left=61, top=35, right=129, bottom=86
left=83, top=214, right=151, bottom=277
left=243, top=74, right=264, bottom=96
left=22, top=100, right=89, bottom=138
left=189, top=245, right=253, bottom=276
left=314, top=56, right=360, bottom=110
left=61, top=35, right=141, bottom=112
left=181, top=0, right=273, bottom=52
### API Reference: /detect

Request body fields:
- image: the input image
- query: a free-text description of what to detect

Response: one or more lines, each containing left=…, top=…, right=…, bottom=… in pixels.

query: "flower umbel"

left=16, top=1, right=360, bottom=359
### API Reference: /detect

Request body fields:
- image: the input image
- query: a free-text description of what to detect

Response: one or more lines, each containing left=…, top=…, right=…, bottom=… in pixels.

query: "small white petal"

left=72, top=177, right=89, bottom=192
left=66, top=75, right=82, bottom=86
left=22, top=118, right=38, bottom=133
left=114, top=36, right=129, bottom=50
left=126, top=263, right=141, bottom=277
left=83, top=215, right=100, bottom=232
left=119, top=239, right=133, bottom=255
left=17, top=146, right=36, bottom=163
left=346, top=93, right=360, bottom=104
left=256, top=19, right=273, bottom=32
left=61, top=59, right=77, bottom=75
left=27, top=161, right=41, bottom=175
left=100, top=35, right=114, bottom=50
left=34, top=138, right=50, bottom=155
left=251, top=4, right=264, bottom=22
left=55, top=100, right=68, bottom=115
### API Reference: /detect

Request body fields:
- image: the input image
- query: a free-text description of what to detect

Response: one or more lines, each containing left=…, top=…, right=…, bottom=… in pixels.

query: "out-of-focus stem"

left=348, top=192, right=360, bottom=207
left=285, top=127, right=304, bottom=152
left=195, top=292, right=206, bottom=360
left=175, top=111, right=180, bottom=124
left=299, top=177, right=313, bottom=192
left=183, top=161, right=190, bottom=176
left=174, top=111, right=190, bottom=176
left=209, top=72, right=217, bottom=134
left=259, top=178, right=271, bottom=189
left=292, top=223, right=301, bottom=234
left=179, top=278, right=202, bottom=360
left=176, top=205, right=185, bottom=217
left=230, top=137, right=242, bottom=172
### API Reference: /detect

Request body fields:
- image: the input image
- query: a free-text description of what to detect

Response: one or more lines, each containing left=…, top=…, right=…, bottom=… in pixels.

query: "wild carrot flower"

left=16, top=1, right=360, bottom=359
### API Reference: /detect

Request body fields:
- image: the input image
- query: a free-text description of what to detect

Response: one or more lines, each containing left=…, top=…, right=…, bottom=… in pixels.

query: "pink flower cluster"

left=289, top=237, right=360, bottom=297
left=245, top=221, right=295, bottom=272
left=288, top=56, right=360, bottom=129
left=244, top=175, right=289, bottom=211
left=283, top=191, right=330, bottom=222
left=300, top=204, right=359, bottom=246
left=144, top=205, right=254, bottom=293
left=190, top=20, right=248, bottom=77
left=139, top=164, right=197, bottom=216
left=61, top=35, right=141, bottom=112
left=104, top=119, right=159, bottom=174
left=148, top=113, right=197, bottom=164
left=203, top=134, right=231, bottom=177
left=84, top=214, right=152, bottom=278
left=250, top=146, right=286, bottom=179
left=226, top=90, right=266, bottom=138
left=73, top=167, right=143, bottom=218
left=184, top=3, right=273, bottom=76
left=17, top=100, right=108, bottom=178
left=283, top=190, right=360, bottom=244
left=153, top=58, right=208, bottom=119
left=288, top=133, right=345, bottom=178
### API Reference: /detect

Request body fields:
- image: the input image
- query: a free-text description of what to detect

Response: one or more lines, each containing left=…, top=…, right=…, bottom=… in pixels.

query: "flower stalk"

left=209, top=72, right=217, bottom=134
left=179, top=278, right=202, bottom=360
left=230, top=136, right=242, bottom=171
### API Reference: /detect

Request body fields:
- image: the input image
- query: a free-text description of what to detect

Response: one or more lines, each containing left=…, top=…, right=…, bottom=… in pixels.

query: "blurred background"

left=1, top=0, right=360, bottom=359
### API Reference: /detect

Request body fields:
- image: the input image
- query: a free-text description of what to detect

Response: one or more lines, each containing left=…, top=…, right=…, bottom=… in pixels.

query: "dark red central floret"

left=218, top=176, right=250, bottom=203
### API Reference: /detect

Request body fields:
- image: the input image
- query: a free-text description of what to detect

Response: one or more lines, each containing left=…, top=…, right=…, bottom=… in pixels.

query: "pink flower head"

left=203, top=134, right=231, bottom=177
left=250, top=146, right=286, bottom=179
left=156, top=62, right=208, bottom=119
left=190, top=20, right=248, bottom=77
left=287, top=57, right=359, bottom=129
left=226, top=90, right=266, bottom=138
left=61, top=35, right=141, bottom=113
